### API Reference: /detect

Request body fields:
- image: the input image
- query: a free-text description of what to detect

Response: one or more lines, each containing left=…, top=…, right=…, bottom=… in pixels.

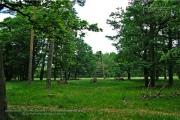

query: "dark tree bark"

left=74, top=68, right=77, bottom=80
left=40, top=42, right=47, bottom=81
left=64, top=71, right=67, bottom=80
left=46, top=40, right=54, bottom=90
left=149, top=15, right=155, bottom=87
left=143, top=38, right=149, bottom=87
left=40, top=61, right=45, bottom=81
left=127, top=68, right=131, bottom=80
left=168, top=29, right=173, bottom=86
left=155, top=68, right=159, bottom=81
left=0, top=49, right=9, bottom=120
left=68, top=72, right=71, bottom=80
left=164, top=68, right=167, bottom=80
left=149, top=45, right=155, bottom=87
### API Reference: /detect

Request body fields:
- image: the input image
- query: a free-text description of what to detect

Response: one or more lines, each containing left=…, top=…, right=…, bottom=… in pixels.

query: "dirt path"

left=8, top=105, right=180, bottom=117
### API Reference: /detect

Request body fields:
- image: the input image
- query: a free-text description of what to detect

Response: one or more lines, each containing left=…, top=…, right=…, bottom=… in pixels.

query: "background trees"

left=106, top=0, right=180, bottom=87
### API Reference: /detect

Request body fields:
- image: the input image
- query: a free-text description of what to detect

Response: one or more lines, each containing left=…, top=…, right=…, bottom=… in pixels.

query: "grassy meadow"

left=6, top=78, right=180, bottom=120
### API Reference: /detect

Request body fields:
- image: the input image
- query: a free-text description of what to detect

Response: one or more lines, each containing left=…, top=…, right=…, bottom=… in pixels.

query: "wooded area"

left=106, top=0, right=180, bottom=87
left=0, top=0, right=179, bottom=119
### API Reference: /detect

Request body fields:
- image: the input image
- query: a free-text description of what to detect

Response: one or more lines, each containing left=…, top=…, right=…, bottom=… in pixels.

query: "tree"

left=28, top=6, right=36, bottom=86
left=101, top=52, right=119, bottom=78
left=107, top=0, right=179, bottom=87
left=1, top=16, right=34, bottom=81
left=0, top=49, right=8, bottom=119
left=72, top=38, right=96, bottom=79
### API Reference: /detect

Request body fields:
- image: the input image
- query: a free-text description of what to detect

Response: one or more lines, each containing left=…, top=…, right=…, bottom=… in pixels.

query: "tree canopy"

left=106, top=0, right=180, bottom=87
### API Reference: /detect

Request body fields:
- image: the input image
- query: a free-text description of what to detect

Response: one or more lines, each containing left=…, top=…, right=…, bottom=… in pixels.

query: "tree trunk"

left=149, top=15, right=155, bottom=87
left=46, top=40, right=54, bottom=90
left=74, top=68, right=77, bottom=80
left=143, top=40, right=149, bottom=87
left=150, top=45, right=155, bottom=87
left=64, top=71, right=67, bottom=80
left=68, top=72, right=71, bottom=80
left=28, top=7, right=36, bottom=86
left=127, top=68, right=131, bottom=80
left=168, top=29, right=173, bottom=86
left=0, top=49, right=9, bottom=120
left=40, top=43, right=47, bottom=81
left=40, top=61, right=45, bottom=81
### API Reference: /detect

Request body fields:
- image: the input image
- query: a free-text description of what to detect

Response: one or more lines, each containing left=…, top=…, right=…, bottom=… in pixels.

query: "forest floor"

left=6, top=78, right=180, bottom=120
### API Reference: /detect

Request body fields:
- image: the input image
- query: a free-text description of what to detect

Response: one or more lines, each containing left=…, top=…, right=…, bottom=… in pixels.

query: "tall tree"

left=28, top=7, right=36, bottom=86
left=0, top=49, right=9, bottom=119
left=46, top=39, right=54, bottom=89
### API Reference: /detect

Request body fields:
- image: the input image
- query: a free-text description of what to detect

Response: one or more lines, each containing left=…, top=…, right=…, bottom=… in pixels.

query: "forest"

left=0, top=0, right=180, bottom=119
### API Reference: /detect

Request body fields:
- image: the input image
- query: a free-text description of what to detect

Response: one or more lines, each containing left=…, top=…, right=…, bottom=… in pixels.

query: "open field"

left=6, top=78, right=180, bottom=120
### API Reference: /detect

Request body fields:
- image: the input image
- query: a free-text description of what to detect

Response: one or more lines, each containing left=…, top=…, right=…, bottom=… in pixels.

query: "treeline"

left=0, top=13, right=97, bottom=81
left=0, top=1, right=120, bottom=82
left=0, top=0, right=103, bottom=89
left=106, top=0, right=180, bottom=87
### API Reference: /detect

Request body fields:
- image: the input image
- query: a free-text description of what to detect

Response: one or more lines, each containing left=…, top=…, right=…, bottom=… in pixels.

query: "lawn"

left=6, top=78, right=180, bottom=120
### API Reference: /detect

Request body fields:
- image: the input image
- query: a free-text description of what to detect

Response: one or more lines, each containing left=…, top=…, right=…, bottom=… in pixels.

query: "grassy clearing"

left=6, top=78, right=180, bottom=120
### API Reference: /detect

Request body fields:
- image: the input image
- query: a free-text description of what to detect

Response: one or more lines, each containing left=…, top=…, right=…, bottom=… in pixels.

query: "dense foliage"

left=0, top=0, right=103, bottom=82
left=106, top=0, right=180, bottom=87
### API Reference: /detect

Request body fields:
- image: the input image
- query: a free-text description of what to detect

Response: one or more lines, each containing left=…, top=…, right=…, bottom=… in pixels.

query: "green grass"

left=6, top=78, right=180, bottom=120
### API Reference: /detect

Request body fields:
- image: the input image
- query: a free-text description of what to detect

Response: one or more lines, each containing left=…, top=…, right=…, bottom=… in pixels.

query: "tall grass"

left=6, top=78, right=180, bottom=119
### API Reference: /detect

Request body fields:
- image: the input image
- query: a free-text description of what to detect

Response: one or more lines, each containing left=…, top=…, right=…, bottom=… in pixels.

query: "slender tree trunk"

left=64, top=71, right=67, bottom=80
left=150, top=44, right=155, bottom=87
left=149, top=15, right=155, bottom=87
left=46, top=40, right=55, bottom=90
left=28, top=7, right=36, bottom=86
left=40, top=42, right=47, bottom=81
left=155, top=68, right=159, bottom=81
left=0, top=49, right=9, bottom=120
left=144, top=67, right=149, bottom=88
left=168, top=29, right=173, bottom=86
left=74, top=68, right=77, bottom=80
left=40, top=61, right=45, bottom=81
left=143, top=40, right=149, bottom=87
left=66, top=72, right=70, bottom=80
left=127, top=68, right=131, bottom=80
left=99, top=51, right=105, bottom=79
